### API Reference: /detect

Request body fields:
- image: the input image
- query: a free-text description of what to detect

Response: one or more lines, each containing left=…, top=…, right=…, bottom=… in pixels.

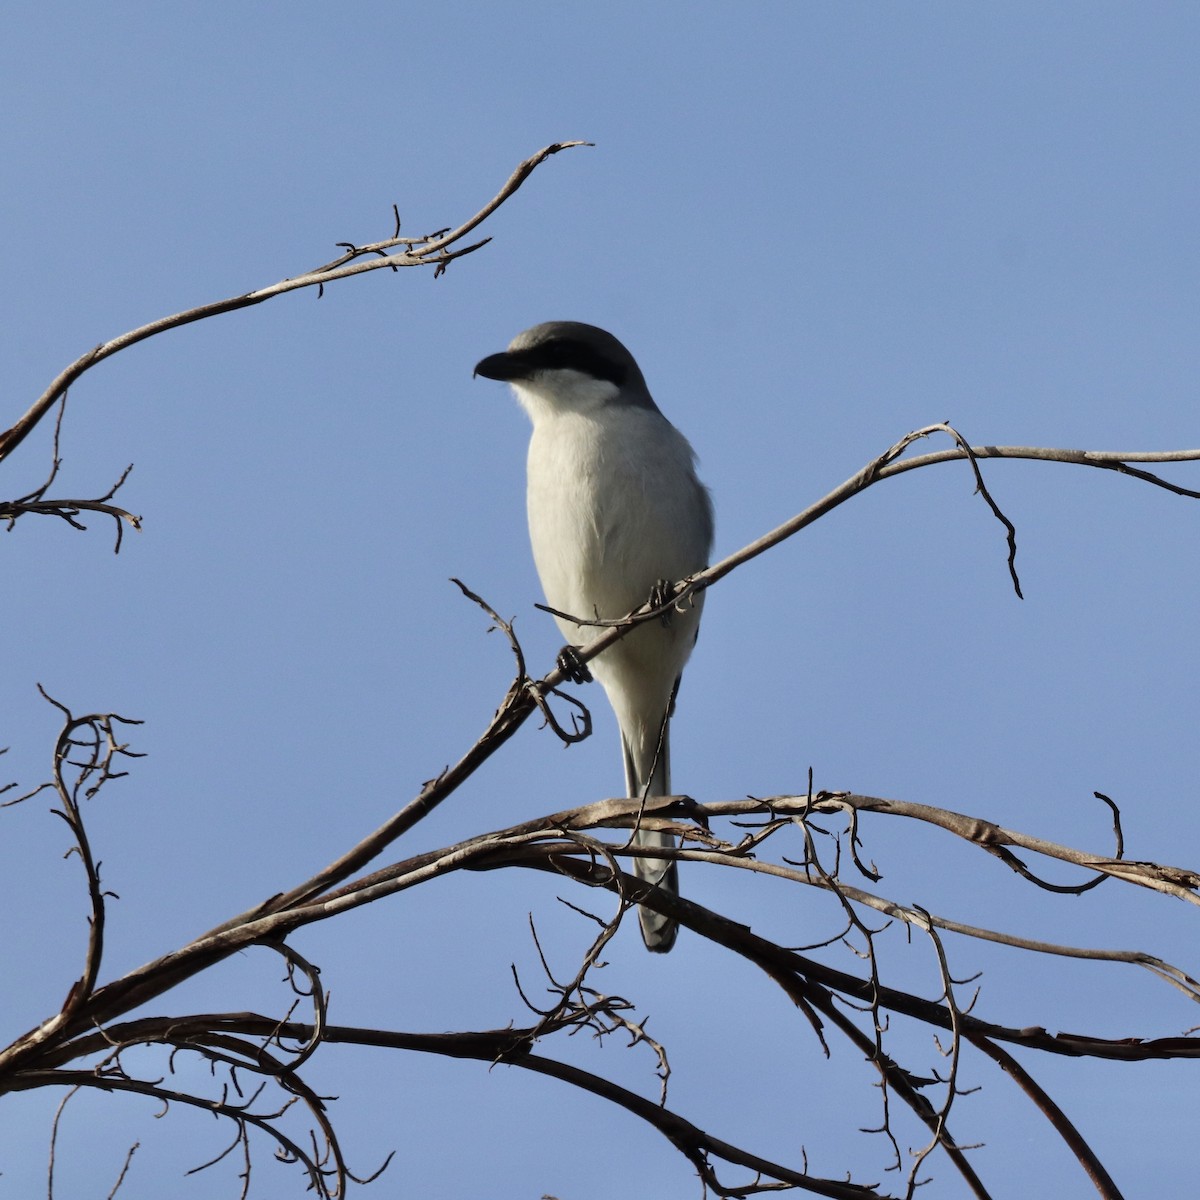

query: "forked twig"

left=0, top=141, right=591, bottom=468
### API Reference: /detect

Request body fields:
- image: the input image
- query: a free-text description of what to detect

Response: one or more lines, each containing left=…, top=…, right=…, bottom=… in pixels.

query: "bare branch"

left=966, top=1033, right=1126, bottom=1200
left=0, top=141, right=590, bottom=468
left=539, top=427, right=1200, bottom=635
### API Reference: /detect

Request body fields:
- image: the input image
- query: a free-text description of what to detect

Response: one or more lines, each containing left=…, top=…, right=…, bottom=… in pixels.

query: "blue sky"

left=2, top=3, right=1198, bottom=1197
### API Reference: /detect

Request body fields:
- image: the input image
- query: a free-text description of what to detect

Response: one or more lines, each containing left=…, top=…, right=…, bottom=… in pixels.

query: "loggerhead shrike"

left=475, top=322, right=713, bottom=952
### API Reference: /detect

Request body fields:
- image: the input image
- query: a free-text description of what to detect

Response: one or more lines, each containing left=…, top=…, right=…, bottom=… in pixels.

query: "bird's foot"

left=650, top=579, right=675, bottom=626
left=557, top=645, right=593, bottom=684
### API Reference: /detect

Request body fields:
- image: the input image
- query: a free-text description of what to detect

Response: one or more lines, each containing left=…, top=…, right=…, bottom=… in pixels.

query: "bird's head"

left=474, top=321, right=657, bottom=419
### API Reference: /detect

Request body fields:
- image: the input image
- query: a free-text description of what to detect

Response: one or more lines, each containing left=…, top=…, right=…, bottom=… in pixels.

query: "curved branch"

left=966, top=1033, right=1126, bottom=1200
left=53, top=1014, right=894, bottom=1200
left=707, top=431, right=1200, bottom=590
left=0, top=141, right=590, bottom=467
left=13, top=1068, right=344, bottom=1198
left=520, top=851, right=1200, bottom=1065
left=17, top=781, right=1198, bottom=1078
left=9, top=772, right=1198, bottom=1195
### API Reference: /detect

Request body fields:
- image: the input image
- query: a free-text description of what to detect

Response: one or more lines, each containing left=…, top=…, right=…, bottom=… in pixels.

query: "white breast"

left=520, top=390, right=711, bottom=731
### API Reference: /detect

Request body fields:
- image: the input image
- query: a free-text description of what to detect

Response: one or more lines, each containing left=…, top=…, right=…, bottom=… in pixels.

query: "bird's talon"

left=651, top=579, right=674, bottom=625
left=557, top=646, right=592, bottom=684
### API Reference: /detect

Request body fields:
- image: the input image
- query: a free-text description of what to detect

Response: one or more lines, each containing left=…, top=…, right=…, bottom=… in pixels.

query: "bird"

left=474, top=321, right=713, bottom=952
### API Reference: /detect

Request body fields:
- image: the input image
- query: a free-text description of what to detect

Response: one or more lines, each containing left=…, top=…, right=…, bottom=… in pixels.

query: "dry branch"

left=0, top=141, right=588, bottom=470
left=0, top=140, right=591, bottom=557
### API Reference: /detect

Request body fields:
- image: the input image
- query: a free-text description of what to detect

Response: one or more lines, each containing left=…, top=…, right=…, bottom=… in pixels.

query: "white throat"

left=510, top=369, right=622, bottom=424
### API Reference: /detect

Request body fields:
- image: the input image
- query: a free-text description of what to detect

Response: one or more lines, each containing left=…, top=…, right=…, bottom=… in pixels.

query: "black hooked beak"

left=473, top=350, right=531, bottom=381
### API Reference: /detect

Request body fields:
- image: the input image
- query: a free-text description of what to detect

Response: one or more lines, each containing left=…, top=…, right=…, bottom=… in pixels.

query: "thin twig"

left=0, top=141, right=590, bottom=467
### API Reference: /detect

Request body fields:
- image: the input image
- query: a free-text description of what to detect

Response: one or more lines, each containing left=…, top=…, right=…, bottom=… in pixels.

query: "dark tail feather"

left=622, top=720, right=678, bottom=953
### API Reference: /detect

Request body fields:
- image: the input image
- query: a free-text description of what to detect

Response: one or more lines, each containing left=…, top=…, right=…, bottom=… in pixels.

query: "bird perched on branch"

left=475, top=321, right=713, bottom=952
